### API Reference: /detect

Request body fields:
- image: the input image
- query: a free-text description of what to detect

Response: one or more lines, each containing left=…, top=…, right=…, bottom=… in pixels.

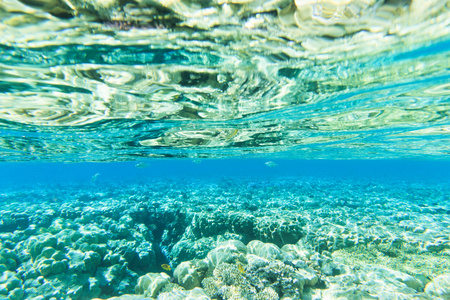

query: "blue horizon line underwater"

left=1, top=159, right=450, bottom=186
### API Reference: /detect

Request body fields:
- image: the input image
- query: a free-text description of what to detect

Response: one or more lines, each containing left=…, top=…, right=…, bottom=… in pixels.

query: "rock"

left=247, top=240, right=281, bottom=260
left=8, top=287, right=24, bottom=300
left=171, top=237, right=216, bottom=264
left=295, top=269, right=319, bottom=286
left=66, top=250, right=86, bottom=272
left=281, top=244, right=311, bottom=261
left=39, top=247, right=56, bottom=259
left=84, top=251, right=102, bottom=273
left=135, top=273, right=171, bottom=298
left=35, top=282, right=61, bottom=300
left=37, top=260, right=53, bottom=277
left=0, top=271, right=22, bottom=293
left=425, top=274, right=450, bottom=299
left=425, top=241, right=450, bottom=252
left=321, top=261, right=342, bottom=276
left=174, top=261, right=200, bottom=290
left=0, top=264, right=7, bottom=275
left=0, top=249, right=18, bottom=271
left=191, top=213, right=229, bottom=238
left=157, top=287, right=210, bottom=300
left=88, top=277, right=102, bottom=299
left=254, top=287, right=279, bottom=300
left=119, top=215, right=135, bottom=228
left=0, top=213, right=29, bottom=232
left=323, top=286, right=376, bottom=299
left=93, top=295, right=154, bottom=300
left=67, top=286, right=83, bottom=300
left=51, top=260, right=68, bottom=274
left=360, top=265, right=424, bottom=292
left=27, top=235, right=58, bottom=260
left=253, top=216, right=304, bottom=246
left=96, top=263, right=129, bottom=291
left=324, top=265, right=426, bottom=299
left=207, top=240, right=247, bottom=267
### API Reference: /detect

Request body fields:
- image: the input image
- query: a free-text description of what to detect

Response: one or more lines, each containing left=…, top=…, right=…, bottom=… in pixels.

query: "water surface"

left=1, top=0, right=449, bottom=161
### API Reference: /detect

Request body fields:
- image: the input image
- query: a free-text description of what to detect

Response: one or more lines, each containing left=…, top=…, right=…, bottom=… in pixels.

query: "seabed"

left=1, top=176, right=450, bottom=299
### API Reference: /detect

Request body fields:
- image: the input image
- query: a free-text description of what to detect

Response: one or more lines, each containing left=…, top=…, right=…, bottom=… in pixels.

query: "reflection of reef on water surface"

left=0, top=0, right=449, bottom=161
left=2, top=0, right=448, bottom=38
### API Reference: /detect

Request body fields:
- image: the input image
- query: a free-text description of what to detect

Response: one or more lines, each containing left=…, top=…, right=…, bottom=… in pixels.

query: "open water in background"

left=1, top=160, right=450, bottom=187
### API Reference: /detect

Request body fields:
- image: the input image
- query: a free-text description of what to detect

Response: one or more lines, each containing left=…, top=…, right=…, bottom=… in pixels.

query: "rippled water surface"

left=0, top=0, right=449, bottom=161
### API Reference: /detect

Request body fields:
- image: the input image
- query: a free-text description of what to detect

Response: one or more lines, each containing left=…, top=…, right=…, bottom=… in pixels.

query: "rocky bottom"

left=1, top=176, right=450, bottom=300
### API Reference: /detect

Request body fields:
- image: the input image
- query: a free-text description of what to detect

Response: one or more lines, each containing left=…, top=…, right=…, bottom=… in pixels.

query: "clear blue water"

left=1, top=0, right=450, bottom=299
left=1, top=160, right=450, bottom=187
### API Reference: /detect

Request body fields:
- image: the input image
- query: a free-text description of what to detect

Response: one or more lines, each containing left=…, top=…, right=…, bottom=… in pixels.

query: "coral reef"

left=0, top=177, right=449, bottom=299
left=173, top=261, right=200, bottom=290
left=425, top=274, right=450, bottom=299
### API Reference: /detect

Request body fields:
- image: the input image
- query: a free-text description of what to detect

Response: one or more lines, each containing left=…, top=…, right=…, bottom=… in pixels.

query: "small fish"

left=135, top=162, right=149, bottom=168
left=91, top=173, right=100, bottom=183
left=265, top=161, right=278, bottom=168
left=237, top=264, right=245, bottom=274
left=192, top=158, right=202, bottom=164
left=161, top=264, right=171, bottom=271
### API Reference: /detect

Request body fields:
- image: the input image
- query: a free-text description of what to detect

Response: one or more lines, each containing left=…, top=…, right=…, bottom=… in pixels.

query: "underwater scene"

left=1, top=0, right=450, bottom=299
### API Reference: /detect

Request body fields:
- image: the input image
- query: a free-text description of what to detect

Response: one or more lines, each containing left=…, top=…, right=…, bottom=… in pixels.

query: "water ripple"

left=0, top=0, right=449, bottom=160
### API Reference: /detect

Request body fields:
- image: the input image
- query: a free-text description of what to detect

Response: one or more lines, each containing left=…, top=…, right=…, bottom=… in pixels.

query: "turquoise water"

left=1, top=1, right=449, bottom=161
left=1, top=0, right=450, bottom=299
